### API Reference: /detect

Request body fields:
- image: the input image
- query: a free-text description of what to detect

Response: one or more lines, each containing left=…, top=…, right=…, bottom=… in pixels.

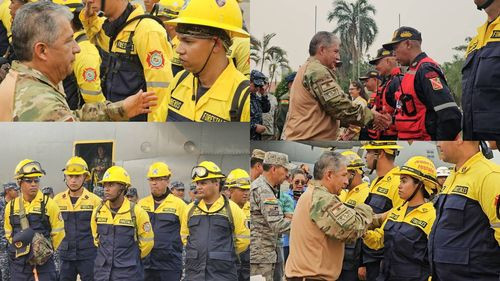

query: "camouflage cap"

left=263, top=151, right=294, bottom=170
left=251, top=149, right=266, bottom=160
left=126, top=187, right=138, bottom=197
left=42, top=186, right=53, bottom=195
left=3, top=182, right=19, bottom=192
left=171, top=181, right=185, bottom=190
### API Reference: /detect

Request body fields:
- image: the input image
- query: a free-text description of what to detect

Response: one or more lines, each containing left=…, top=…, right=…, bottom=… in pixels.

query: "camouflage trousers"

left=251, top=263, right=275, bottom=281
left=0, top=248, right=10, bottom=281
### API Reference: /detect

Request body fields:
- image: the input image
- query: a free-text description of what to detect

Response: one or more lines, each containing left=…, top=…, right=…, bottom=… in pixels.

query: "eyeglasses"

left=294, top=180, right=306, bottom=185
left=191, top=166, right=223, bottom=180
left=21, top=178, right=40, bottom=184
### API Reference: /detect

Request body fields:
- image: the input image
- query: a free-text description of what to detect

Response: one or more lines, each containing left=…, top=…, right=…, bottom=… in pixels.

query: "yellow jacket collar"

left=104, top=197, right=133, bottom=213
left=455, top=151, right=484, bottom=174
left=196, top=195, right=225, bottom=213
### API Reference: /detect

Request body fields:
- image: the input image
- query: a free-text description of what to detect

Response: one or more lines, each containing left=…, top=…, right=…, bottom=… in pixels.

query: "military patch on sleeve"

left=143, top=222, right=152, bottom=232
left=429, top=77, right=443, bottom=90
left=317, top=79, right=337, bottom=101
left=147, top=50, right=165, bottom=69
left=452, top=185, right=469, bottom=195
left=83, top=68, right=97, bottom=82
left=263, top=198, right=278, bottom=205
left=331, top=207, right=354, bottom=227
left=424, top=71, right=439, bottom=79
left=200, top=111, right=227, bottom=122
left=168, top=97, right=184, bottom=110
left=491, top=30, right=500, bottom=39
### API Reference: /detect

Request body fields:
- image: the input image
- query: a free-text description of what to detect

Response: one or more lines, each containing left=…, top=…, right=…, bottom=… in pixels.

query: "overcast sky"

left=250, top=0, right=486, bottom=74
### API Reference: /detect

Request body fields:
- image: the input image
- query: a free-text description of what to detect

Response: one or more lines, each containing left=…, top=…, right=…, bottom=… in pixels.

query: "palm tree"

left=327, top=0, right=378, bottom=79
left=266, top=47, right=291, bottom=86
left=250, top=33, right=279, bottom=72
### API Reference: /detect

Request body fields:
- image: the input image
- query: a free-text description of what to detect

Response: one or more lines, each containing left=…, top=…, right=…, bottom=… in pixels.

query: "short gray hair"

left=12, top=1, right=73, bottom=62
left=309, top=31, right=340, bottom=56
left=313, top=152, right=347, bottom=180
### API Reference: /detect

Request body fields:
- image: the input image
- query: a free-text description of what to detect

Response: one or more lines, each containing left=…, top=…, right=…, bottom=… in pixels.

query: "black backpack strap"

left=229, top=80, right=250, bottom=121
left=108, top=14, right=165, bottom=54
left=222, top=194, right=235, bottom=232
left=129, top=202, right=138, bottom=242
left=40, top=193, right=51, bottom=231
left=171, top=70, right=190, bottom=93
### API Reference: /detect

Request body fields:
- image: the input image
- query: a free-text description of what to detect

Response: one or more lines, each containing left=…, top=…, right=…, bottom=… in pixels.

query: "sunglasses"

left=148, top=177, right=169, bottom=182
left=22, top=178, right=40, bottom=184
left=294, top=180, right=306, bottom=185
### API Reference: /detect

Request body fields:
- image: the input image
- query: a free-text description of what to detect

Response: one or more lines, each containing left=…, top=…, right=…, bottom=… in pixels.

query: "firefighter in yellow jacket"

left=91, top=166, right=154, bottom=281
left=55, top=0, right=106, bottom=110
left=181, top=161, right=250, bottom=281
left=151, top=0, right=184, bottom=76
left=225, top=168, right=251, bottom=281
left=155, top=0, right=250, bottom=122
left=364, top=156, right=438, bottom=281
left=81, top=0, right=173, bottom=121
left=53, top=156, right=102, bottom=281
left=137, top=162, right=187, bottom=281
left=4, top=159, right=65, bottom=281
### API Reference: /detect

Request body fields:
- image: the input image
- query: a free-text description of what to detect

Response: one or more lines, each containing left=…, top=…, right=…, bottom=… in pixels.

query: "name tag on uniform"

left=452, top=185, right=469, bottom=195
left=389, top=213, right=399, bottom=220
left=119, top=219, right=133, bottom=225
left=169, top=97, right=183, bottom=110
left=59, top=206, right=68, bottom=210
left=97, top=217, right=108, bottom=223
left=200, top=112, right=226, bottom=122
left=142, top=206, right=151, bottom=212
left=116, top=40, right=134, bottom=51
left=80, top=205, right=93, bottom=210
left=376, top=187, right=389, bottom=194
left=491, top=30, right=500, bottom=39
left=410, top=217, right=428, bottom=228
left=162, top=207, right=176, bottom=213
left=346, top=199, right=357, bottom=207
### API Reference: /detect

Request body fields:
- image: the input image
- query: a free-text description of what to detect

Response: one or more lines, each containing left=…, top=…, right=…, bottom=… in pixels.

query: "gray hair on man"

left=313, top=151, right=347, bottom=180
left=12, top=1, right=73, bottom=62
left=308, top=31, right=341, bottom=56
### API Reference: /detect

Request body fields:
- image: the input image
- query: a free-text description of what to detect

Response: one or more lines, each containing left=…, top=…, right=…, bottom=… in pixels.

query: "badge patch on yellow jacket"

left=491, top=30, right=500, bottom=39
left=147, top=50, right=165, bottom=69
left=83, top=68, right=97, bottom=82
left=200, top=112, right=226, bottom=122
left=143, top=222, right=152, bottom=232
left=429, top=77, right=443, bottom=90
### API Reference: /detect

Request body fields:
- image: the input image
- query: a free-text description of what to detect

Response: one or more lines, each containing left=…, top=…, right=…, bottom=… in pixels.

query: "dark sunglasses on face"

left=22, top=178, right=40, bottom=184
left=294, top=180, right=305, bottom=185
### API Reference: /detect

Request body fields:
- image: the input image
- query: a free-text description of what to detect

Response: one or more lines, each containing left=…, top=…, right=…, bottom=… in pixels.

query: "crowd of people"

left=250, top=140, right=500, bottom=281
left=250, top=0, right=499, bottom=141
left=0, top=0, right=250, bottom=122
left=0, top=156, right=251, bottom=281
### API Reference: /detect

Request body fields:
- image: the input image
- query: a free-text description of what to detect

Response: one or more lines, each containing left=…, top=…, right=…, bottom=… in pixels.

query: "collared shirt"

left=91, top=198, right=154, bottom=258
left=180, top=195, right=249, bottom=255
left=4, top=190, right=65, bottom=250
left=157, top=60, right=250, bottom=122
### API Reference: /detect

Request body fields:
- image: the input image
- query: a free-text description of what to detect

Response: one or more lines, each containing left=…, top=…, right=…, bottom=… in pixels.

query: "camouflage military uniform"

left=310, top=183, right=373, bottom=243
left=0, top=61, right=129, bottom=121
left=261, top=94, right=277, bottom=140
left=250, top=175, right=291, bottom=281
left=275, top=92, right=289, bottom=140
left=0, top=197, right=10, bottom=281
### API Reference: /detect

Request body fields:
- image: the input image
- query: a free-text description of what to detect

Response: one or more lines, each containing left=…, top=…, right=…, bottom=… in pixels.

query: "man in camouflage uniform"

left=0, top=182, right=19, bottom=281
left=0, top=1, right=156, bottom=121
left=250, top=70, right=270, bottom=140
left=275, top=72, right=296, bottom=140
left=285, top=152, right=375, bottom=280
left=283, top=31, right=392, bottom=140
left=261, top=84, right=278, bottom=141
left=250, top=151, right=293, bottom=281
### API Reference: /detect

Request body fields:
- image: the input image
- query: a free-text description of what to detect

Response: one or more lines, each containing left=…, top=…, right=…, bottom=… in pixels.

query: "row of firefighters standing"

left=0, top=0, right=250, bottom=122
left=3, top=157, right=250, bottom=281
